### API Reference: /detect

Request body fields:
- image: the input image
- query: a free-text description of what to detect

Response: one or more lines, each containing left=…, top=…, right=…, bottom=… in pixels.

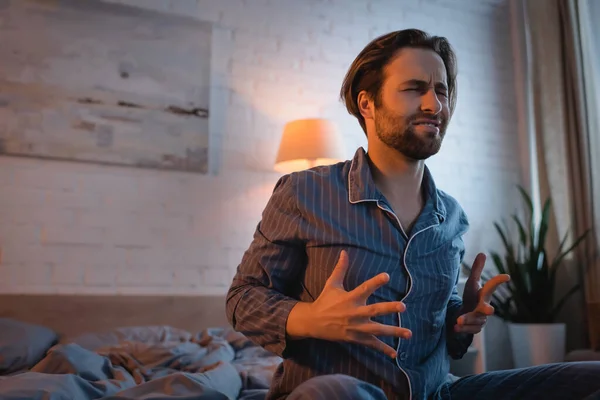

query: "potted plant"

left=464, top=185, right=589, bottom=368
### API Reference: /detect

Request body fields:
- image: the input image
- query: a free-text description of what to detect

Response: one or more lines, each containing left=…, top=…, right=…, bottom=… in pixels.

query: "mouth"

left=412, top=120, right=441, bottom=128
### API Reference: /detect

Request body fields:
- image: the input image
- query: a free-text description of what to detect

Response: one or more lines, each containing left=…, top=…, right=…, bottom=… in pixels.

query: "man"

left=226, top=29, right=600, bottom=400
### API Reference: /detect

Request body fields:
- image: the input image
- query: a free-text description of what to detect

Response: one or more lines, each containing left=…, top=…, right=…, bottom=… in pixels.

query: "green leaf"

left=492, top=255, right=534, bottom=320
left=512, top=214, right=528, bottom=260
left=491, top=293, right=512, bottom=320
left=516, top=185, right=534, bottom=216
left=549, top=229, right=590, bottom=283
left=516, top=185, right=535, bottom=251
left=490, top=251, right=508, bottom=275
left=536, top=198, right=552, bottom=252
left=494, top=222, right=516, bottom=265
left=549, top=284, right=581, bottom=321
left=555, top=230, right=571, bottom=262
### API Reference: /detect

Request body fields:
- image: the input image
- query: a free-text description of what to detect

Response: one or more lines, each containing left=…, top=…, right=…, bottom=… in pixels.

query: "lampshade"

left=274, top=118, right=345, bottom=173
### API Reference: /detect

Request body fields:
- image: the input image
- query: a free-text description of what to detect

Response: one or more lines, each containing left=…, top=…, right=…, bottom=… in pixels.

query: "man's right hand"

left=286, top=250, right=411, bottom=359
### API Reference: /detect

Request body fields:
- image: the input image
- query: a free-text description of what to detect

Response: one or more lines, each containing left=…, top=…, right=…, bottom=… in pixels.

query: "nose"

left=420, top=89, right=443, bottom=115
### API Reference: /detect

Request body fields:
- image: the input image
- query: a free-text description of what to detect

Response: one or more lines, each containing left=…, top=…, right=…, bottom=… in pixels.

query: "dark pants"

left=439, top=362, right=600, bottom=400
left=285, top=362, right=600, bottom=400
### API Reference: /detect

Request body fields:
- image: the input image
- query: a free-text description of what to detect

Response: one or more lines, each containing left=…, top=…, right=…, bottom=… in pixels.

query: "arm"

left=226, top=174, right=410, bottom=360
left=226, top=174, right=305, bottom=358
left=445, top=278, right=474, bottom=359
left=445, top=231, right=473, bottom=359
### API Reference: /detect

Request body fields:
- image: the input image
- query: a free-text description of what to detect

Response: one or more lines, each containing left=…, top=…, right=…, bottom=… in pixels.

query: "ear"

left=357, top=90, right=374, bottom=121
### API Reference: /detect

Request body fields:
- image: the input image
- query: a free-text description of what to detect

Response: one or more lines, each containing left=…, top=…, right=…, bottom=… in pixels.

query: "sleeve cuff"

left=267, top=298, right=300, bottom=358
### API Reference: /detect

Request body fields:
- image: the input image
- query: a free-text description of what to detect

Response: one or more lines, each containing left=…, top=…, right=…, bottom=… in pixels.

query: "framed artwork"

left=0, top=0, right=212, bottom=173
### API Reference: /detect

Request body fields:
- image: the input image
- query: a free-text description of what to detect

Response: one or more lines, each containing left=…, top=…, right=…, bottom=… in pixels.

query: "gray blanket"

left=0, top=327, right=280, bottom=400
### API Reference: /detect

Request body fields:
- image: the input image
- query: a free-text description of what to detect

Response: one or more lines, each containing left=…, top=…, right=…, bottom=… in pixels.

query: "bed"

left=0, top=294, right=280, bottom=400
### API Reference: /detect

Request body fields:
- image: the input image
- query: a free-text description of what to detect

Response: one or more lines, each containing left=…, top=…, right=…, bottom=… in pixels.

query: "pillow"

left=0, top=318, right=59, bottom=374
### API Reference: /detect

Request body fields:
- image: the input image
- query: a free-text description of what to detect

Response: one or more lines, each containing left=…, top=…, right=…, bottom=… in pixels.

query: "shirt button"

left=399, top=352, right=407, bottom=361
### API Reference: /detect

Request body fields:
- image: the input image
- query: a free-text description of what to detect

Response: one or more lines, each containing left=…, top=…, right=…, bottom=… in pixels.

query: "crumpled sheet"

left=0, top=327, right=281, bottom=400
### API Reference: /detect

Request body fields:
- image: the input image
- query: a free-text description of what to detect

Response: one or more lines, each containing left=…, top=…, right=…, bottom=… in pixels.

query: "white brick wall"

left=0, top=0, right=524, bottom=299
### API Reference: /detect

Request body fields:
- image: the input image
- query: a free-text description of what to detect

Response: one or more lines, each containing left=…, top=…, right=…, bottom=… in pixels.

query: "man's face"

left=373, top=48, right=450, bottom=160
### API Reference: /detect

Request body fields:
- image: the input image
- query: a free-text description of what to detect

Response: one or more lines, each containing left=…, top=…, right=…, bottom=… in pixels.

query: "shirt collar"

left=347, top=147, right=446, bottom=221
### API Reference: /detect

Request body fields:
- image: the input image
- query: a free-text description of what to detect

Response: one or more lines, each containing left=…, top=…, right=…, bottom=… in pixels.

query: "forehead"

left=383, top=47, right=447, bottom=84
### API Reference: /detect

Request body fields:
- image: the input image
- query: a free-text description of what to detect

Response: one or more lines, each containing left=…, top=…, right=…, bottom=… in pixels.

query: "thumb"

left=325, top=250, right=349, bottom=288
left=468, top=253, right=486, bottom=283
left=479, top=274, right=511, bottom=303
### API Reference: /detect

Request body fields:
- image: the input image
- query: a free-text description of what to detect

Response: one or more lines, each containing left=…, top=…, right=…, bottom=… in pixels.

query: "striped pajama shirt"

left=226, top=147, right=471, bottom=400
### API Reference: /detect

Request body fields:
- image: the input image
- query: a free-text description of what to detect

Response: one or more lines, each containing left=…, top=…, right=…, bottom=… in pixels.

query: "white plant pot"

left=507, top=322, right=566, bottom=368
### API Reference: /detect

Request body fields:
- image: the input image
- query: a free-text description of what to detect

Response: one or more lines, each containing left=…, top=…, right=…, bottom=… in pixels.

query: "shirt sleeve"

left=225, top=173, right=306, bottom=358
left=445, top=246, right=474, bottom=359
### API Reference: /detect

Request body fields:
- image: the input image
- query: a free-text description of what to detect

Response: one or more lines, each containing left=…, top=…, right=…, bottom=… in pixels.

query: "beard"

left=374, top=106, right=448, bottom=160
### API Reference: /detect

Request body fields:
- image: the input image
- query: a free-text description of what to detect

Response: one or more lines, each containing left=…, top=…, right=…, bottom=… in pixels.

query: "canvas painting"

left=0, top=0, right=212, bottom=173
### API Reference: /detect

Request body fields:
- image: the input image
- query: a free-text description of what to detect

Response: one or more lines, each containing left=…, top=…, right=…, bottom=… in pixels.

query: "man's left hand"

left=454, top=253, right=510, bottom=334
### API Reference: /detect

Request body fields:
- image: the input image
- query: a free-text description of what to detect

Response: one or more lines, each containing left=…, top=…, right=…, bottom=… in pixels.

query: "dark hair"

left=340, top=29, right=458, bottom=134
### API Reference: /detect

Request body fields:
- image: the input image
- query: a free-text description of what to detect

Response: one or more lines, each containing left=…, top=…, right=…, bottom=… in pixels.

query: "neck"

left=366, top=141, right=425, bottom=201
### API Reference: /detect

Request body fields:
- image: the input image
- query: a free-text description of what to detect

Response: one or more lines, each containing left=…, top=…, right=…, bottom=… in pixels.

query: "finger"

left=358, top=334, right=398, bottom=359
left=355, top=302, right=406, bottom=318
left=325, top=250, right=349, bottom=288
left=473, top=302, right=495, bottom=316
left=468, top=253, right=487, bottom=283
left=456, top=313, right=487, bottom=326
left=454, top=324, right=484, bottom=334
left=349, top=322, right=412, bottom=339
left=350, top=272, right=390, bottom=302
left=479, top=274, right=511, bottom=303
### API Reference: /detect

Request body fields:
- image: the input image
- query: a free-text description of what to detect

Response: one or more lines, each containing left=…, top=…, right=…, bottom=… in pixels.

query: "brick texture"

left=0, top=0, right=523, bottom=299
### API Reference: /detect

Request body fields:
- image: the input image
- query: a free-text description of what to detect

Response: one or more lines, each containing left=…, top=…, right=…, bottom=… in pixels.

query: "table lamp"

left=274, top=118, right=345, bottom=173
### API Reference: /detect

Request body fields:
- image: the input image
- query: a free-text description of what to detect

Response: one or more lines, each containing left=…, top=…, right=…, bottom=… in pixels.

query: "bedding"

left=0, top=325, right=281, bottom=400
